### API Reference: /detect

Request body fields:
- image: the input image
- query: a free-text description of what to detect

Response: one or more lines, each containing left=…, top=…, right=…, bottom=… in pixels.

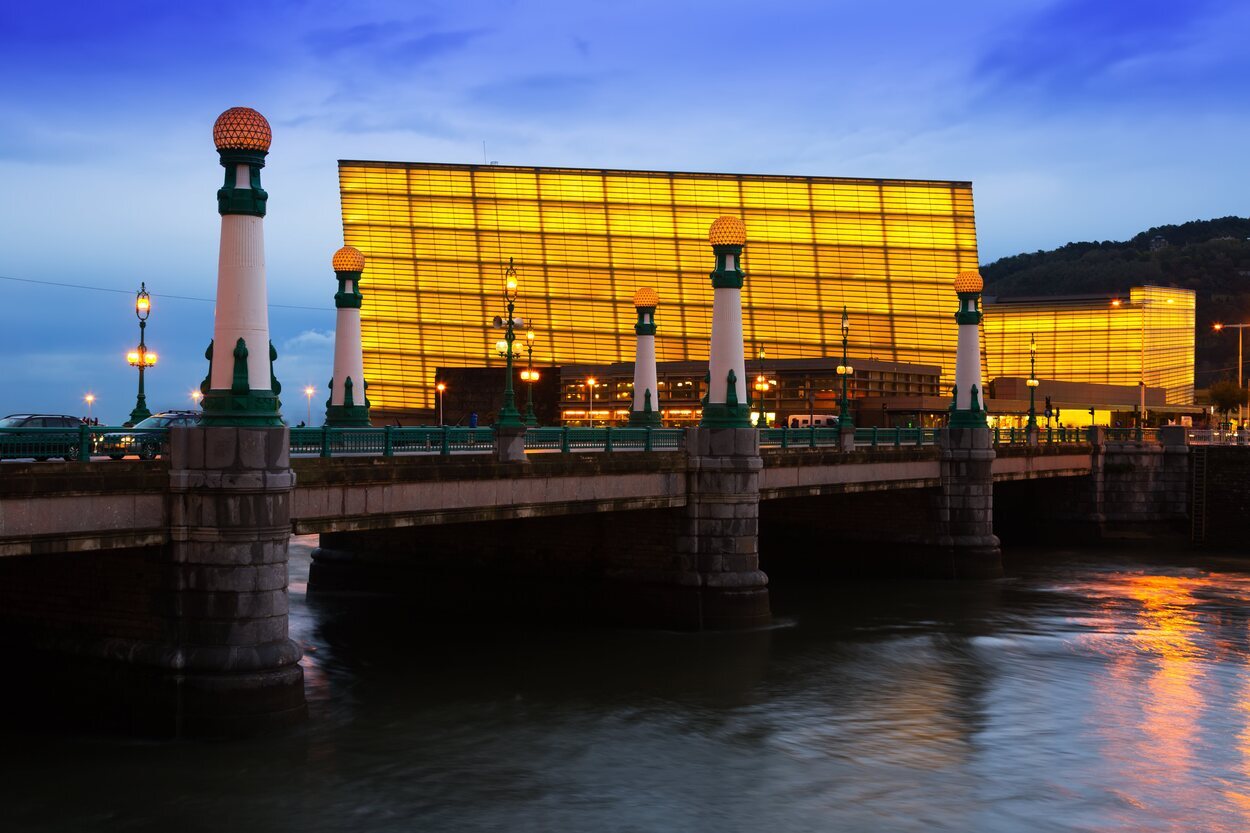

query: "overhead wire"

left=0, top=274, right=328, bottom=312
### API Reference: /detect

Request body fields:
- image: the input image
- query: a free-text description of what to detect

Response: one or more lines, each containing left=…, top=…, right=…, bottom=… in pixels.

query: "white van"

left=788, top=414, right=839, bottom=428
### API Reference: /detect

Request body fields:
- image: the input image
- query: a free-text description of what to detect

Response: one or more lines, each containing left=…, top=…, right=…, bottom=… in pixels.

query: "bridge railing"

left=525, top=426, right=684, bottom=452
left=1183, top=428, right=1247, bottom=446
left=1103, top=427, right=1159, bottom=443
left=758, top=426, right=938, bottom=448
left=289, top=426, right=496, bottom=457
left=0, top=425, right=169, bottom=461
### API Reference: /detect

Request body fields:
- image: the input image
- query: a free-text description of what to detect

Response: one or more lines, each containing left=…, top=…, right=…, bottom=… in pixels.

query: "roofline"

left=986, top=285, right=1194, bottom=307
left=337, top=160, right=974, bottom=190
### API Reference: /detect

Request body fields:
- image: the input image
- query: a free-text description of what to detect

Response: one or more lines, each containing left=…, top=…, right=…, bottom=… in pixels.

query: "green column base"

left=628, top=410, right=662, bottom=427
left=948, top=409, right=989, bottom=429
left=700, top=402, right=752, bottom=429
left=200, top=389, right=284, bottom=427
left=325, top=404, right=371, bottom=427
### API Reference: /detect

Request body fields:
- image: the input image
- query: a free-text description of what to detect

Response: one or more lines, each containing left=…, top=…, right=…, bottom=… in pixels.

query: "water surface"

left=5, top=538, right=1250, bottom=832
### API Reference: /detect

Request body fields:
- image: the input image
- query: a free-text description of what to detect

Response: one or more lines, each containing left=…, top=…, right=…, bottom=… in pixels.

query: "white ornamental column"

left=701, top=217, right=751, bottom=428
left=950, top=270, right=988, bottom=428
left=201, top=107, right=282, bottom=426
left=326, top=245, right=370, bottom=426
left=629, top=287, right=661, bottom=427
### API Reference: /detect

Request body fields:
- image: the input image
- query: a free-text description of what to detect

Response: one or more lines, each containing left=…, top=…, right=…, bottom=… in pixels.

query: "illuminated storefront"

left=338, top=162, right=980, bottom=418
left=983, top=286, right=1196, bottom=406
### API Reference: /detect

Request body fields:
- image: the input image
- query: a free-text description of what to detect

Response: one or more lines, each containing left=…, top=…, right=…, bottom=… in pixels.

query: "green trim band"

left=334, top=269, right=364, bottom=309
left=216, top=149, right=268, bottom=217
left=949, top=409, right=989, bottom=428
left=325, top=404, right=371, bottom=427
left=709, top=245, right=745, bottom=289
left=199, top=388, right=284, bottom=427
left=634, top=306, right=656, bottom=335
left=700, top=402, right=752, bottom=428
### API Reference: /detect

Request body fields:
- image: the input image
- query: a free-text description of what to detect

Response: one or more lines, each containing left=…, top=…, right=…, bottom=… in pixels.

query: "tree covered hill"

left=981, top=216, right=1250, bottom=387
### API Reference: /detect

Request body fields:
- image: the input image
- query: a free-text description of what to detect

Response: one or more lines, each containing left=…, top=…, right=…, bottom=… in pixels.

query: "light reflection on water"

left=5, top=539, right=1250, bottom=832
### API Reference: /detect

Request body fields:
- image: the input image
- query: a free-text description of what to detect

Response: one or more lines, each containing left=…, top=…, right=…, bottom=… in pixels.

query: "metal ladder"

left=1191, top=446, right=1208, bottom=545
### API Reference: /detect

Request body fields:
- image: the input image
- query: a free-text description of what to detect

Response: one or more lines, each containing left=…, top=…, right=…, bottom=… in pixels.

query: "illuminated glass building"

left=338, top=162, right=980, bottom=418
left=983, top=286, right=1196, bottom=405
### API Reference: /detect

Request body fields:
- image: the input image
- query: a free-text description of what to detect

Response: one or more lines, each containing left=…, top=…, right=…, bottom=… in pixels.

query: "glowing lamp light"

left=191, top=390, right=203, bottom=405
left=526, top=328, right=536, bottom=343
left=127, top=350, right=141, bottom=366
left=145, top=352, right=157, bottom=366
left=1111, top=299, right=1122, bottom=307
left=586, top=377, right=597, bottom=387
left=953, top=271, right=984, bottom=294
left=212, top=107, right=272, bottom=152
left=495, top=339, right=508, bottom=354
left=436, top=382, right=447, bottom=394
left=505, top=274, right=518, bottom=295
left=1214, top=323, right=1224, bottom=331
left=1027, top=378, right=1040, bottom=388
left=708, top=216, right=747, bottom=247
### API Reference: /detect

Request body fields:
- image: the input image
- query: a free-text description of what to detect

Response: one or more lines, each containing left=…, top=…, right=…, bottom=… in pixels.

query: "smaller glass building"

left=983, top=286, right=1195, bottom=406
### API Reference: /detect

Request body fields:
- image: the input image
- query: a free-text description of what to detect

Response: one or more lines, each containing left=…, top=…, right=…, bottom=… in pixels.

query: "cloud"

left=471, top=73, right=602, bottom=115
left=283, top=330, right=335, bottom=352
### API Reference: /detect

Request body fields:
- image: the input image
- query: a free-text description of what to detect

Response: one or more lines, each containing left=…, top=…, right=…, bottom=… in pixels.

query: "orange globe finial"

left=332, top=245, right=366, bottom=272
left=213, top=107, right=272, bottom=152
left=708, top=216, right=747, bottom=247
left=954, top=270, right=984, bottom=294
left=633, top=287, right=659, bottom=308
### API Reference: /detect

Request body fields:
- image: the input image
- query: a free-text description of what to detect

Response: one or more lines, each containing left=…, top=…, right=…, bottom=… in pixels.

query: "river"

left=5, top=536, right=1250, bottom=832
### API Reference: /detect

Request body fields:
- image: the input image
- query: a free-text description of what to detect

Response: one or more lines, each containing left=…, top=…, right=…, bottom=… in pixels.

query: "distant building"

left=339, top=161, right=979, bottom=423
left=983, top=286, right=1196, bottom=405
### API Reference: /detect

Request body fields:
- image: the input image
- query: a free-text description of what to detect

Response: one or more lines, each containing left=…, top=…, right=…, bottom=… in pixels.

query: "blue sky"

left=2, top=0, right=1247, bottom=422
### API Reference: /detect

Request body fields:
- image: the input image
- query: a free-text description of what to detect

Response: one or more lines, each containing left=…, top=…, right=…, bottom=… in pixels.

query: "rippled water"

left=6, top=537, right=1250, bottom=831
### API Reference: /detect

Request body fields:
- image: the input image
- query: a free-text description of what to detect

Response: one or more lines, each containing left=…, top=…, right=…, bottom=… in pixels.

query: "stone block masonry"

left=164, top=426, right=305, bottom=733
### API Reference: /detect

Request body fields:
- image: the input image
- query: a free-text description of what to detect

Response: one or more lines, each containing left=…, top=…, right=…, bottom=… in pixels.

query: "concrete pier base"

left=936, top=427, right=1003, bottom=578
left=162, top=426, right=306, bottom=734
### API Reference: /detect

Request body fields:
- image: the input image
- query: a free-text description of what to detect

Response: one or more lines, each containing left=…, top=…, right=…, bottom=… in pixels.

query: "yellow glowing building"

left=338, top=161, right=980, bottom=417
left=983, top=286, right=1196, bottom=405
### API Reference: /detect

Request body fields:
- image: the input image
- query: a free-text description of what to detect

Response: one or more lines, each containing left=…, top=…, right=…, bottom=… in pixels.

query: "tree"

left=1207, top=379, right=1247, bottom=420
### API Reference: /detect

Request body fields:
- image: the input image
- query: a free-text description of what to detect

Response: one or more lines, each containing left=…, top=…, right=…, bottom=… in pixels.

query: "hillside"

left=981, top=217, right=1250, bottom=388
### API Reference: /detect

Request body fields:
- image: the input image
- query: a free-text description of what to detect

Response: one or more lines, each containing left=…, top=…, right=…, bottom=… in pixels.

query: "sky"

left=2, top=0, right=1247, bottom=423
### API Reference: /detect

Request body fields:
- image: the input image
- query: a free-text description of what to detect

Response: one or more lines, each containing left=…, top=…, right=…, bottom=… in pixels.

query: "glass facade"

left=983, top=286, right=1196, bottom=405
left=339, top=162, right=979, bottom=415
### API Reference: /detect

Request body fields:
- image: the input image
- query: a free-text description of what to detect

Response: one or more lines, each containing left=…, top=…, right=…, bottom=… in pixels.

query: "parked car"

left=0, top=414, right=86, bottom=461
left=96, top=410, right=200, bottom=460
left=787, top=414, right=839, bottom=429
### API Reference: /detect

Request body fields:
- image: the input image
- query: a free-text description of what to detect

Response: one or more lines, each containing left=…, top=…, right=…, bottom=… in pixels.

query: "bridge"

left=1, top=419, right=1220, bottom=735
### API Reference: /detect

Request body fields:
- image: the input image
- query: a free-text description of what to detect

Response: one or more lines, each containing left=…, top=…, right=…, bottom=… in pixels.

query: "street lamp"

left=1213, top=322, right=1248, bottom=428
left=494, top=258, right=523, bottom=428
left=836, top=306, right=855, bottom=429
left=519, top=326, right=540, bottom=427
left=84, top=393, right=95, bottom=422
left=125, top=283, right=157, bottom=426
left=1026, top=333, right=1039, bottom=429
left=190, top=390, right=203, bottom=409
left=436, top=381, right=447, bottom=426
left=586, top=377, right=597, bottom=428
left=303, top=385, right=315, bottom=426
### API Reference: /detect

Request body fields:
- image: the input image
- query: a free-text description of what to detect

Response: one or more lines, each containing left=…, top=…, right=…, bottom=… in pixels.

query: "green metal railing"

left=524, top=426, right=684, bottom=452
left=989, top=426, right=1094, bottom=445
left=289, top=426, right=496, bottom=457
left=0, top=425, right=169, bottom=461
left=758, top=426, right=937, bottom=448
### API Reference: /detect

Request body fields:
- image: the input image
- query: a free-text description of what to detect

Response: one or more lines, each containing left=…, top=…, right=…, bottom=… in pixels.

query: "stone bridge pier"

left=936, top=427, right=1002, bottom=578
left=164, top=426, right=306, bottom=733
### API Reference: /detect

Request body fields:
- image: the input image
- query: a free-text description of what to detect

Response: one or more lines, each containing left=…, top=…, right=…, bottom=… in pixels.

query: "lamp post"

left=1026, top=333, right=1039, bottom=429
left=84, top=394, right=95, bottom=422
left=1213, top=322, right=1248, bottom=429
left=836, top=306, right=855, bottom=430
left=126, top=283, right=156, bottom=426
left=303, top=385, right=315, bottom=426
left=520, top=326, right=539, bottom=427
left=436, top=382, right=446, bottom=426
left=586, top=377, right=597, bottom=428
left=494, top=258, right=523, bottom=427
left=191, top=390, right=203, bottom=409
